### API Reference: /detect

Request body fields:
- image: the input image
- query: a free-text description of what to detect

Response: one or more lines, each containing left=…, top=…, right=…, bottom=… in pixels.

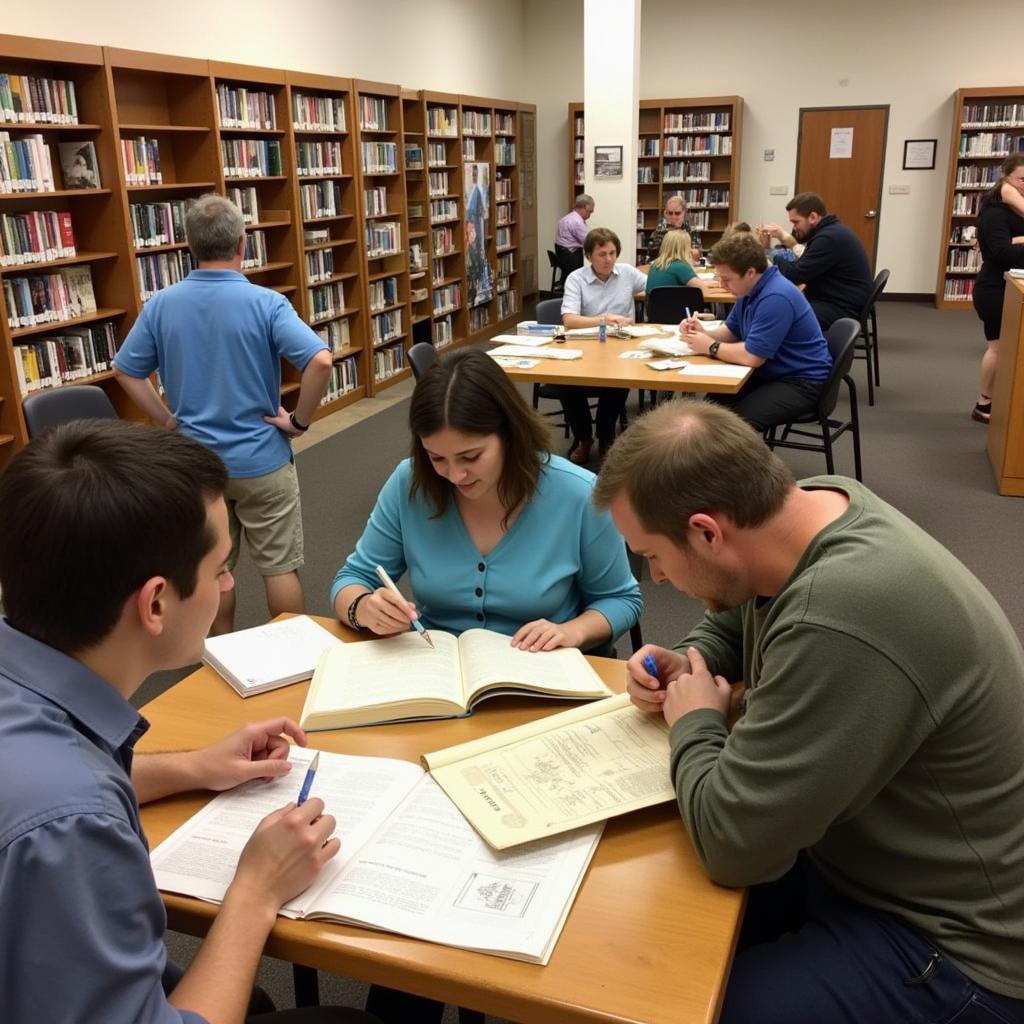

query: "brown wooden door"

left=796, top=106, right=888, bottom=270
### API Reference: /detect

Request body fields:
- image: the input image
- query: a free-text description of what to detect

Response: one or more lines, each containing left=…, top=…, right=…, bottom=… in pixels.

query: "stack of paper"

left=489, top=344, right=583, bottom=360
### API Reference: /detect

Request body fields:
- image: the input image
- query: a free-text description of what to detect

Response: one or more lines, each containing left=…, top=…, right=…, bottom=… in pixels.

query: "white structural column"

left=583, top=0, right=642, bottom=265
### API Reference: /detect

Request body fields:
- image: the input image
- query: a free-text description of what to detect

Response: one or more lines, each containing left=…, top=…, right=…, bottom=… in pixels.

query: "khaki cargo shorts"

left=224, top=460, right=303, bottom=576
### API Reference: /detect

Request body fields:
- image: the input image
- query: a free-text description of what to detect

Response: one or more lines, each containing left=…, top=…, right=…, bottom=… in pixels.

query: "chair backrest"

left=818, top=318, right=861, bottom=415
left=645, top=285, right=706, bottom=324
left=408, top=341, right=438, bottom=381
left=861, top=267, right=890, bottom=320
left=22, top=384, right=118, bottom=439
left=553, top=244, right=584, bottom=275
left=546, top=249, right=558, bottom=270
left=535, top=296, right=564, bottom=324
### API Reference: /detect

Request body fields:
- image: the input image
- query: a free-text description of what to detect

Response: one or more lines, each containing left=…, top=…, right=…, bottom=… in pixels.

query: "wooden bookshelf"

left=568, top=96, right=743, bottom=258
left=401, top=89, right=432, bottom=340
left=518, top=101, right=539, bottom=299
left=936, top=86, right=1024, bottom=310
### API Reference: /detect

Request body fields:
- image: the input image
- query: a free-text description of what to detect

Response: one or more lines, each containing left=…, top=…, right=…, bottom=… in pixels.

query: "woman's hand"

left=357, top=586, right=419, bottom=636
left=511, top=619, right=581, bottom=652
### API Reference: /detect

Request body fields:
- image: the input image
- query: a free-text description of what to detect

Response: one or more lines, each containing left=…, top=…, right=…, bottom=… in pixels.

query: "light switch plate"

left=889, top=184, right=911, bottom=195
left=764, top=148, right=775, bottom=161
left=768, top=185, right=788, bottom=196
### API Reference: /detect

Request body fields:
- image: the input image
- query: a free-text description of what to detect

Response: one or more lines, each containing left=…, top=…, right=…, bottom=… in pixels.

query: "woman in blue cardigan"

left=332, top=347, right=641, bottom=653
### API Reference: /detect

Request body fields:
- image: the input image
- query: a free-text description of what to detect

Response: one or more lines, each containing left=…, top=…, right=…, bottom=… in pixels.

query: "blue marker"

left=297, top=751, right=320, bottom=806
left=599, top=321, right=607, bottom=343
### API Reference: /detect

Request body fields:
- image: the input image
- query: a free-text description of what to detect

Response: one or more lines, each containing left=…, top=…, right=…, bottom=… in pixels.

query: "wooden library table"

left=139, top=616, right=744, bottom=1024
left=493, top=326, right=752, bottom=396
left=988, top=273, right=1024, bottom=497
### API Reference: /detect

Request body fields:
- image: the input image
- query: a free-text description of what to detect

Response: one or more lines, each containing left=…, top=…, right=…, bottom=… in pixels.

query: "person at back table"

left=771, top=192, right=873, bottom=328
left=114, top=193, right=333, bottom=636
left=332, top=347, right=641, bottom=659
left=646, top=194, right=700, bottom=263
left=558, top=226, right=648, bottom=464
left=0, top=420, right=381, bottom=1024
left=554, top=192, right=595, bottom=270
left=680, top=232, right=831, bottom=432
left=646, top=229, right=719, bottom=301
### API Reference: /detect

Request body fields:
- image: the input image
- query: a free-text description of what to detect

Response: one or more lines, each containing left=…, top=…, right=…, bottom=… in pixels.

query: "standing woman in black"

left=971, top=154, right=1024, bottom=422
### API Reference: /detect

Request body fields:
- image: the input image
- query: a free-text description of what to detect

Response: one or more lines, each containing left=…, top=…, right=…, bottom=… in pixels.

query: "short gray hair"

left=574, top=193, right=594, bottom=210
left=186, top=194, right=245, bottom=262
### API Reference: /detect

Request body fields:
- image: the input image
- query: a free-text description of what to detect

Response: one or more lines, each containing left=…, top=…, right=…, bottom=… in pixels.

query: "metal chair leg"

left=848, top=376, right=863, bottom=481
left=870, top=307, right=881, bottom=386
left=822, top=417, right=835, bottom=474
left=864, top=337, right=875, bottom=406
left=292, top=965, right=320, bottom=1008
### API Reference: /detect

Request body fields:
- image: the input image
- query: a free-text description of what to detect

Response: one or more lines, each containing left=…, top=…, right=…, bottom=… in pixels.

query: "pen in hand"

left=297, top=751, right=320, bottom=806
left=374, top=564, right=435, bottom=649
left=642, top=653, right=667, bottom=691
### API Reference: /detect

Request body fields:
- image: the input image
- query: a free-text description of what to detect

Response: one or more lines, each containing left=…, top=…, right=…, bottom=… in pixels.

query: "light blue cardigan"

left=331, top=455, right=642, bottom=641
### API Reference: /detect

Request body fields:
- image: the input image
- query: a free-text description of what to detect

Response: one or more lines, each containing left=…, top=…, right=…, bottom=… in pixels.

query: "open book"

left=423, top=692, right=675, bottom=850
left=300, top=628, right=612, bottom=730
left=150, top=749, right=602, bottom=964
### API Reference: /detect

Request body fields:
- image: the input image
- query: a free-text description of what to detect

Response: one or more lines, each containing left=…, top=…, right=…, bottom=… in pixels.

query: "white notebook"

left=488, top=344, right=583, bottom=360
left=203, top=616, right=341, bottom=697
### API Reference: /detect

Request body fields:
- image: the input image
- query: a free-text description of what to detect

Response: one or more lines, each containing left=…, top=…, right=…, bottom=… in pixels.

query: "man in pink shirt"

left=555, top=193, right=595, bottom=272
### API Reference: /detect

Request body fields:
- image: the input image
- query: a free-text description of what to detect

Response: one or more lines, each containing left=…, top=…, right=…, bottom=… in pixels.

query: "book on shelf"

left=371, top=308, right=403, bottom=344
left=296, top=140, right=343, bottom=177
left=308, top=280, right=346, bottom=322
left=364, top=184, right=388, bottom=217
left=0, top=209, right=75, bottom=266
left=3, top=265, right=96, bottom=328
left=58, top=140, right=99, bottom=190
left=137, top=250, right=196, bottom=302
left=433, top=313, right=453, bottom=347
left=203, top=615, right=341, bottom=697
left=305, top=247, right=334, bottom=283
left=360, top=141, right=398, bottom=173
left=424, top=691, right=673, bottom=850
left=215, top=84, right=277, bottom=130
left=292, top=92, right=345, bottom=133
left=373, top=342, right=405, bottom=381
left=298, top=628, right=613, bottom=731
left=150, top=746, right=601, bottom=964
left=368, top=275, right=398, bottom=311
left=241, top=230, right=268, bottom=270
left=303, top=227, right=331, bottom=245
left=130, top=199, right=190, bottom=248
left=0, top=73, right=79, bottom=125
left=427, top=106, right=458, bottom=137
left=228, top=186, right=259, bottom=224
left=314, top=317, right=350, bottom=353
left=299, top=180, right=342, bottom=220
left=221, top=138, right=283, bottom=178
left=0, top=132, right=57, bottom=193
left=404, top=143, right=423, bottom=170
left=323, top=357, right=359, bottom=402
left=365, top=221, right=400, bottom=258
left=358, top=96, right=389, bottom=131
left=12, top=321, right=118, bottom=396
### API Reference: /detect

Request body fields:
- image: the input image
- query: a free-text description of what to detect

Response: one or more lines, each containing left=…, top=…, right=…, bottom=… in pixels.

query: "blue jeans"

left=721, top=857, right=1024, bottom=1024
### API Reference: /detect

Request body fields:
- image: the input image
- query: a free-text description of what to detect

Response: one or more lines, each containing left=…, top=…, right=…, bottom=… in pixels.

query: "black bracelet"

left=347, top=592, right=371, bottom=630
left=289, top=411, right=309, bottom=433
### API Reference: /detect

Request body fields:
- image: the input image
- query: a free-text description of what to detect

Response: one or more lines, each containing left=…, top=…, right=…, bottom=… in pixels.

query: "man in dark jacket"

left=775, top=192, right=873, bottom=328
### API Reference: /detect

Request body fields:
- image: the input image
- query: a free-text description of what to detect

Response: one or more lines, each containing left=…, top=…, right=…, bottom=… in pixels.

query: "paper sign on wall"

left=830, top=127, right=854, bottom=159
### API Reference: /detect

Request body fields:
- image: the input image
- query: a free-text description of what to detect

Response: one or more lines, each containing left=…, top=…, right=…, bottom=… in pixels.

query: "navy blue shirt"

left=724, top=265, right=831, bottom=382
left=0, top=618, right=205, bottom=1024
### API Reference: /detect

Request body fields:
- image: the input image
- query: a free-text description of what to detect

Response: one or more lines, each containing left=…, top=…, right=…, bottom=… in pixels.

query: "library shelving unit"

left=568, top=96, right=743, bottom=259
left=0, top=35, right=136, bottom=471
left=517, top=101, right=539, bottom=299
left=493, top=99, right=520, bottom=325
left=354, top=80, right=412, bottom=394
left=287, top=69, right=365, bottom=414
left=936, top=86, right=1024, bottom=310
left=400, top=89, right=431, bottom=343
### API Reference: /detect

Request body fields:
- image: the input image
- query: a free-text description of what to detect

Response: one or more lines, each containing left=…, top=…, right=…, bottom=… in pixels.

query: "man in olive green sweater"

left=594, top=400, right=1024, bottom=1024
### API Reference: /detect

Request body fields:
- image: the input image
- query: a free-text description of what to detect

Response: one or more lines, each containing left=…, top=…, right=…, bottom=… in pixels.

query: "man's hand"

left=758, top=222, right=785, bottom=242
left=680, top=318, right=711, bottom=353
left=511, top=618, right=580, bottom=652
left=191, top=718, right=308, bottom=792
left=264, top=405, right=303, bottom=438
left=662, top=647, right=731, bottom=727
left=230, top=798, right=340, bottom=913
left=604, top=313, right=632, bottom=326
left=625, top=644, right=692, bottom=713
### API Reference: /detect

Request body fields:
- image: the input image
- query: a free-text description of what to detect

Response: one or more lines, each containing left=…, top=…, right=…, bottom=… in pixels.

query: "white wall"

left=6, top=0, right=527, bottom=101
left=527, top=0, right=1024, bottom=295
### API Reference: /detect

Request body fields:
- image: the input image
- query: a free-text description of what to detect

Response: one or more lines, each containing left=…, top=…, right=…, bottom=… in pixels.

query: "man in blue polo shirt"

left=681, top=232, right=831, bottom=431
left=114, top=194, right=333, bottom=634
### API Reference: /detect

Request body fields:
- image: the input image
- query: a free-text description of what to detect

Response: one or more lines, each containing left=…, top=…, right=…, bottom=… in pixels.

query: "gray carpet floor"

left=152, top=299, right=1023, bottom=1020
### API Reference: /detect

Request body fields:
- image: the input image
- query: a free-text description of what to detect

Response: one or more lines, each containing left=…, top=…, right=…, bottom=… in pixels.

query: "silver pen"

left=374, top=564, right=434, bottom=648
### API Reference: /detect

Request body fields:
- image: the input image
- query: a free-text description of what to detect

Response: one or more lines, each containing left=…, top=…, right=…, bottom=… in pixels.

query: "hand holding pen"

left=374, top=565, right=435, bottom=648
left=625, top=645, right=693, bottom=713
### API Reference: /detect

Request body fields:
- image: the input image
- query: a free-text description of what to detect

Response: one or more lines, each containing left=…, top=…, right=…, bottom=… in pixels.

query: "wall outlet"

left=889, top=184, right=911, bottom=195
left=764, top=148, right=775, bottom=161
left=768, top=185, right=789, bottom=195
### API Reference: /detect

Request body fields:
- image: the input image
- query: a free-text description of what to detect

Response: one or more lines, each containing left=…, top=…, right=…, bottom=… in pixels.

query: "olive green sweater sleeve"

left=674, top=607, right=745, bottom=682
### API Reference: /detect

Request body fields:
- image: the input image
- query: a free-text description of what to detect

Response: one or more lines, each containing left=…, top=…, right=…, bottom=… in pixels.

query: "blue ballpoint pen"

left=296, top=751, right=320, bottom=806
left=642, top=653, right=667, bottom=691
left=374, top=564, right=435, bottom=648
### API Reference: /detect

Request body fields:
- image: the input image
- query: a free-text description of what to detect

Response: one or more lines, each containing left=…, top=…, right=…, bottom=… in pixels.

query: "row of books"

left=428, top=171, right=449, bottom=196
left=216, top=84, right=276, bottom=130
left=305, top=247, right=335, bottom=284
left=495, top=178, right=513, bottom=201
left=684, top=209, right=710, bottom=230
left=462, top=139, right=476, bottom=161
left=468, top=305, right=490, bottom=333
left=407, top=202, right=424, bottom=220
left=431, top=198, right=458, bottom=222
left=638, top=166, right=657, bottom=184
left=359, top=97, right=389, bottom=132
left=364, top=185, right=389, bottom=217
left=4, top=265, right=96, bottom=329
left=361, top=141, right=398, bottom=173
left=373, top=342, right=405, bottom=382
left=369, top=276, right=398, bottom=311
left=314, top=316, right=349, bottom=354
left=404, top=144, right=423, bottom=170
left=431, top=258, right=448, bottom=286
left=433, top=313, right=454, bottom=348
left=496, top=227, right=512, bottom=249
left=322, top=356, right=359, bottom=402
left=130, top=199, right=189, bottom=248
left=121, top=137, right=162, bottom=186
left=300, top=180, right=342, bottom=220
left=496, top=203, right=514, bottom=226
left=495, top=114, right=515, bottom=135
left=366, top=221, right=400, bottom=257
left=433, top=282, right=461, bottom=314
left=495, top=142, right=515, bottom=165
left=228, top=186, right=260, bottom=224
left=574, top=116, right=585, bottom=136
left=955, top=164, right=1001, bottom=188
left=961, top=104, right=1024, bottom=129
left=241, top=230, right=268, bottom=270
left=0, top=73, right=79, bottom=125
left=371, top=308, right=402, bottom=344
left=296, top=140, right=343, bottom=177
left=950, top=225, right=977, bottom=245
left=432, top=225, right=457, bottom=256
left=427, top=143, right=447, bottom=167
left=947, top=248, right=981, bottom=273
left=137, top=250, right=195, bottom=303
left=13, top=322, right=118, bottom=396
left=410, top=284, right=428, bottom=303
left=497, top=253, right=515, bottom=277
left=497, top=290, right=517, bottom=319
left=308, top=280, right=346, bottom=323
left=663, top=187, right=730, bottom=208
left=638, top=139, right=659, bottom=158
left=664, top=112, right=731, bottom=133
left=409, top=241, right=425, bottom=270
left=958, top=133, right=1024, bottom=158
left=462, top=111, right=491, bottom=136
left=952, top=192, right=982, bottom=216
left=0, top=132, right=55, bottom=193
left=427, top=107, right=458, bottom=137
left=943, top=278, right=974, bottom=301
left=664, top=135, right=732, bottom=156
left=221, top=139, right=283, bottom=178
left=293, top=92, right=346, bottom=133
left=0, top=209, right=75, bottom=266
left=496, top=275, right=510, bottom=294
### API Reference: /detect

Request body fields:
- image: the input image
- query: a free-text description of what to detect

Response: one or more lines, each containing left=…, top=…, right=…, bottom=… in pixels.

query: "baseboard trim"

left=881, top=292, right=933, bottom=303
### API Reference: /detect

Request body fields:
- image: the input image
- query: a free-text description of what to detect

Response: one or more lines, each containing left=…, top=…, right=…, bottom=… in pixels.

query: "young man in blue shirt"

left=114, top=193, right=333, bottom=634
left=0, top=420, right=379, bottom=1024
left=681, top=232, right=832, bottom=432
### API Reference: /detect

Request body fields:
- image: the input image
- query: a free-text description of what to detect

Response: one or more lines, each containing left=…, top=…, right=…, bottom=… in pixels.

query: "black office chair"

left=554, top=243, right=584, bottom=277
left=22, top=384, right=118, bottom=439
left=546, top=249, right=565, bottom=297
left=408, top=341, right=438, bottom=381
left=529, top=298, right=571, bottom=437
left=764, top=317, right=863, bottom=481
left=645, top=285, right=706, bottom=325
left=855, top=268, right=890, bottom=406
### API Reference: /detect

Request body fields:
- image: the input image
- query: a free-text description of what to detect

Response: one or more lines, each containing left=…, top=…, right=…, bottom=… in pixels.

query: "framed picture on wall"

left=903, top=139, right=936, bottom=170
left=594, top=145, right=623, bottom=178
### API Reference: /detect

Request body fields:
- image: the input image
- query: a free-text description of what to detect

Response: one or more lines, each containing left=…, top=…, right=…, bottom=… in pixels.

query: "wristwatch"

left=708, top=341, right=722, bottom=359
left=289, top=411, right=310, bottom=433
left=347, top=592, right=371, bottom=630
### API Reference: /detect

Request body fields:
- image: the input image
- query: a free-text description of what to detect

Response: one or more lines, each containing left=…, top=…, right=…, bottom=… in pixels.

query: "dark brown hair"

left=708, top=232, right=768, bottom=275
left=983, top=154, right=1024, bottom=209
left=594, top=399, right=794, bottom=541
left=0, top=419, right=227, bottom=653
left=408, top=348, right=551, bottom=525
left=786, top=192, right=828, bottom=217
left=584, top=226, right=621, bottom=257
